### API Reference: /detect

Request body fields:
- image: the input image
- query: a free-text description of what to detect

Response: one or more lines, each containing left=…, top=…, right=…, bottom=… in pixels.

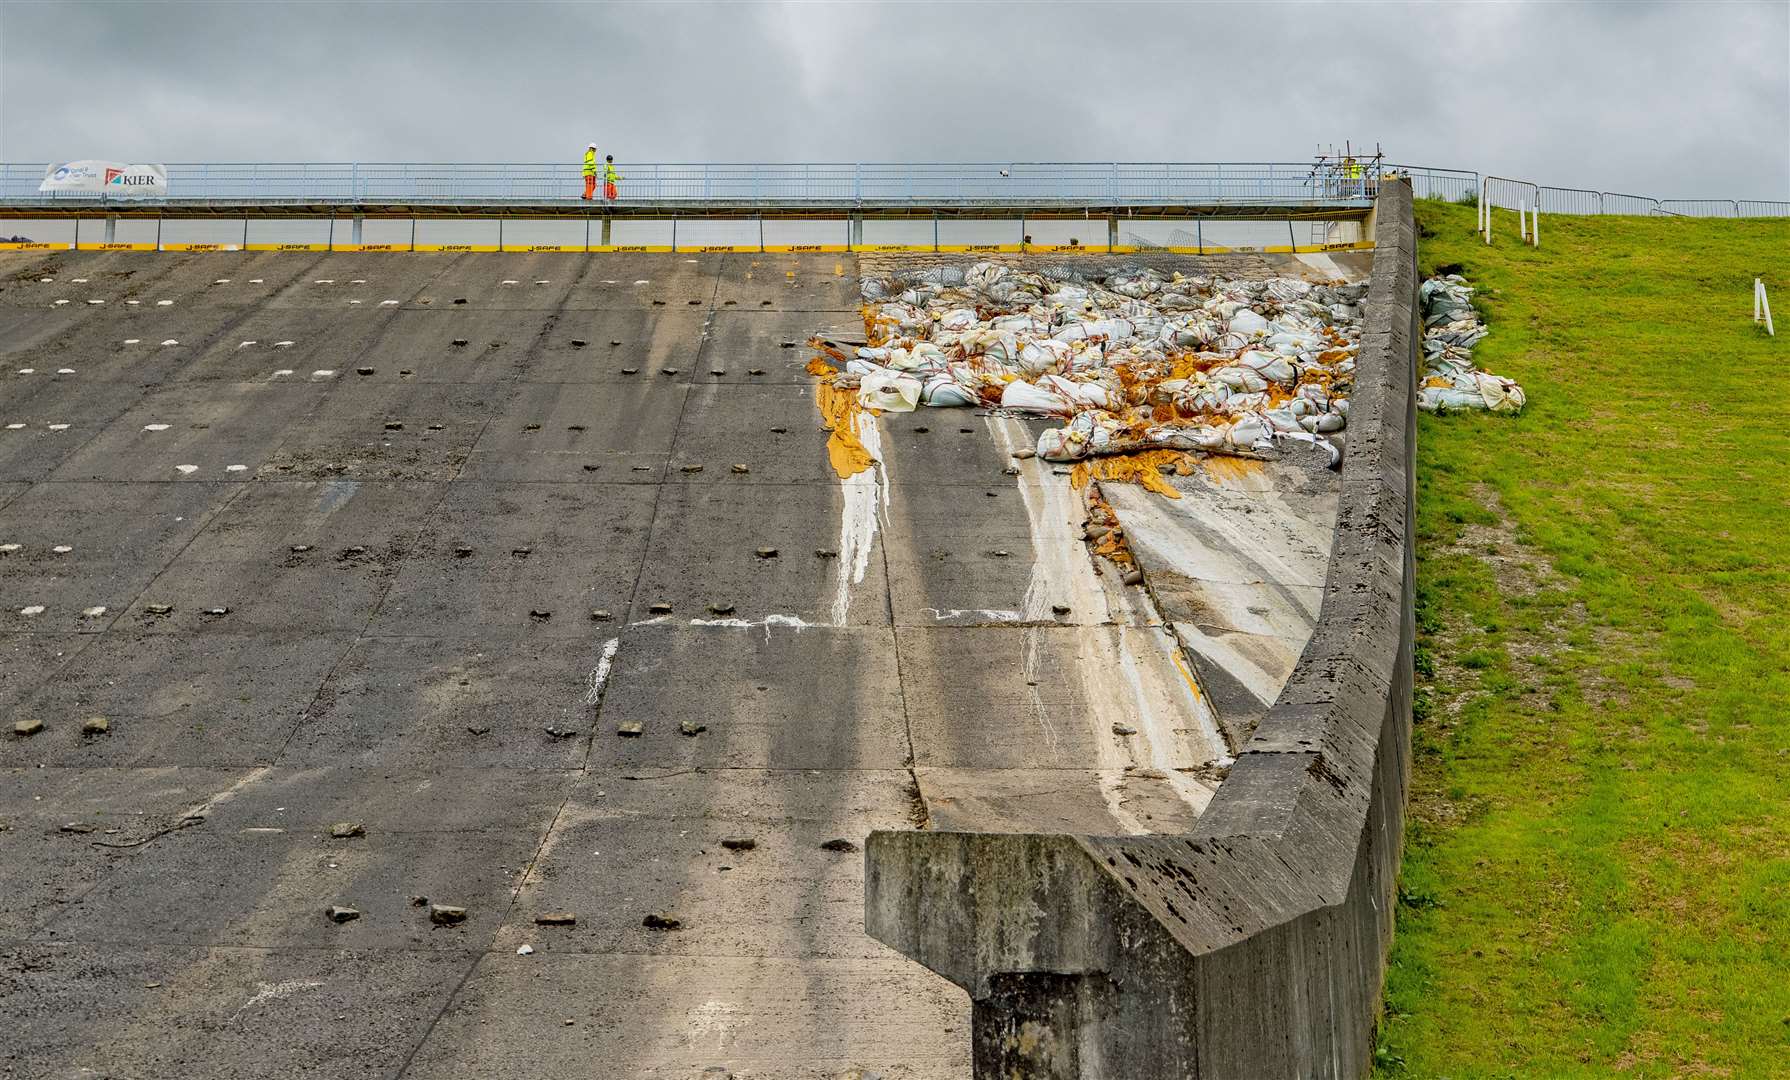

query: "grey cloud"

left=1, top=0, right=1784, bottom=198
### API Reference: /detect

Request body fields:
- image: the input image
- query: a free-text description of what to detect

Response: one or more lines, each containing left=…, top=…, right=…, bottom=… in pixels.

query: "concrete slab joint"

left=864, top=181, right=1420, bottom=1078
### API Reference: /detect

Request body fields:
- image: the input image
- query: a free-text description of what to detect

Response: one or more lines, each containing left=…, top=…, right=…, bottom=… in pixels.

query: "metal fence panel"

left=1538, top=187, right=1601, bottom=215
left=1600, top=192, right=1661, bottom=216
left=1483, top=176, right=1539, bottom=213
left=1388, top=165, right=1478, bottom=204
left=1659, top=200, right=1738, bottom=218
left=1737, top=200, right=1790, bottom=218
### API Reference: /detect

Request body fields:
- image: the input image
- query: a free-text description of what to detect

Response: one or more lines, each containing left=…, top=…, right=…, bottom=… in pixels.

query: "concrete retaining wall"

left=865, top=180, right=1419, bottom=1078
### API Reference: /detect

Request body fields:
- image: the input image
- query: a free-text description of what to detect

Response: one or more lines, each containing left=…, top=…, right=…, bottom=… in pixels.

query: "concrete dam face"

left=0, top=183, right=1417, bottom=1078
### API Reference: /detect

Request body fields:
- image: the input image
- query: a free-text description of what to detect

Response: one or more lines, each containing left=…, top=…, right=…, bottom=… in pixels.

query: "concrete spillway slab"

left=0, top=235, right=1385, bottom=1077
left=0, top=247, right=971, bottom=1078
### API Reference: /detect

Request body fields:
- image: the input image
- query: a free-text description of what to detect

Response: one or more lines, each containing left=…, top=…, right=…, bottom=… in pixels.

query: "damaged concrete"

left=865, top=181, right=1420, bottom=1077
left=2, top=186, right=1410, bottom=1078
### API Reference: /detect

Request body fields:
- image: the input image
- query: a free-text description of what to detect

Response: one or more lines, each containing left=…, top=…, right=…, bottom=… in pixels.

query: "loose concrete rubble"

left=810, top=261, right=1364, bottom=475
left=1418, top=274, right=1525, bottom=413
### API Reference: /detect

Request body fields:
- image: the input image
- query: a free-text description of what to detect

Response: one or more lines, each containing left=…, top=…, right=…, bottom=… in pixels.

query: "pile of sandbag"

left=1418, top=275, right=1525, bottom=413
left=823, top=262, right=1366, bottom=466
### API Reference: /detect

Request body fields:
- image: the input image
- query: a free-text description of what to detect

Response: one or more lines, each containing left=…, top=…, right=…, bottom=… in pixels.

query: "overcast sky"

left=1, top=0, right=1785, bottom=198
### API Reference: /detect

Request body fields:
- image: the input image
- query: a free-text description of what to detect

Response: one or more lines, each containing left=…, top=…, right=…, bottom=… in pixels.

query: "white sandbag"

left=1228, top=308, right=1269, bottom=337
left=1039, top=374, right=1111, bottom=409
left=1001, top=379, right=1074, bottom=415
left=1228, top=415, right=1269, bottom=448
left=1238, top=350, right=1298, bottom=385
left=1018, top=338, right=1074, bottom=376
left=1263, top=407, right=1305, bottom=433
left=1053, top=318, right=1134, bottom=344
left=1476, top=373, right=1526, bottom=413
left=921, top=378, right=978, bottom=408
left=859, top=370, right=922, bottom=413
left=1145, top=424, right=1227, bottom=451
left=1212, top=366, right=1270, bottom=394
left=938, top=307, right=979, bottom=332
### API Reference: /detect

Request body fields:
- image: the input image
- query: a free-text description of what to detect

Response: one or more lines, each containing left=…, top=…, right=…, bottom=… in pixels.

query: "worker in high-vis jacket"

left=581, top=143, right=598, bottom=200
left=603, top=155, right=622, bottom=201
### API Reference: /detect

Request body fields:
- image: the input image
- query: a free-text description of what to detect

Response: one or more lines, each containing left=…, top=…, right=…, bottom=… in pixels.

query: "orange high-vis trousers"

left=604, top=181, right=618, bottom=200
left=582, top=174, right=597, bottom=200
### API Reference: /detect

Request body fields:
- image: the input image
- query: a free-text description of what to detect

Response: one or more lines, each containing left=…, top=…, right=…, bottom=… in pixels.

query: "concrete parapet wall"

left=865, top=180, right=1419, bottom=1078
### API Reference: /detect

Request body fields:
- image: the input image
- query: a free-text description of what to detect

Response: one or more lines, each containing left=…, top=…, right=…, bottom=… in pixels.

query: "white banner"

left=39, top=161, right=168, bottom=197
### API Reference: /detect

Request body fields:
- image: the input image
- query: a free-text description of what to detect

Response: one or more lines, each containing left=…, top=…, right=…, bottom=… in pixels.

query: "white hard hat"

left=587, top=142, right=597, bottom=149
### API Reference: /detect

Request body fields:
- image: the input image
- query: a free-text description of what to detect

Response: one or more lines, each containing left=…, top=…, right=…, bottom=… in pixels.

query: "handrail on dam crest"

left=0, top=160, right=1376, bottom=211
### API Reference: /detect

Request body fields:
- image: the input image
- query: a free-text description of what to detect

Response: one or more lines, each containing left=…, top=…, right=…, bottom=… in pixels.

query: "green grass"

left=1375, top=200, right=1790, bottom=1078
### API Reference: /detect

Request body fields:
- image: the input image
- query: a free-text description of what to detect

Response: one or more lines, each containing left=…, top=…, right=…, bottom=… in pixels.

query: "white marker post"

left=1757, top=278, right=1776, bottom=336
left=1532, top=201, right=1540, bottom=247
left=1519, top=199, right=1528, bottom=242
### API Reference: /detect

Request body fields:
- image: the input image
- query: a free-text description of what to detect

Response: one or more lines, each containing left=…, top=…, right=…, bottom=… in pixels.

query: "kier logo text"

left=105, top=168, right=159, bottom=187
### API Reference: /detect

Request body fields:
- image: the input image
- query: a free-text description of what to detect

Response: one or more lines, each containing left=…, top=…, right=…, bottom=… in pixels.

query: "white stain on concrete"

left=829, top=408, right=887, bottom=627
left=688, top=614, right=813, bottom=640
left=583, top=637, right=622, bottom=706
left=923, top=608, right=1023, bottom=623
left=231, top=978, right=324, bottom=1025
left=687, top=999, right=744, bottom=1053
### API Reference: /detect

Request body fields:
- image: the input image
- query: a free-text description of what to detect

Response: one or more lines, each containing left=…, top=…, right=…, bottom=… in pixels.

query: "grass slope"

left=1376, top=201, right=1789, bottom=1077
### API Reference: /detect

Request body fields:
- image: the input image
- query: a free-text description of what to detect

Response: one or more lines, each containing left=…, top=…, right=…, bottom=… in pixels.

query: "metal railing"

left=2, top=159, right=1779, bottom=222
left=1539, top=186, right=1603, bottom=216
left=1391, top=165, right=1787, bottom=218
left=1390, top=165, right=1479, bottom=203
left=0, top=161, right=1374, bottom=208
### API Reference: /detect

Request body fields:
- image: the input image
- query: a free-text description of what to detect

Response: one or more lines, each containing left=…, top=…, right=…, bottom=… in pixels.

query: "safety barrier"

left=1599, top=191, right=1661, bottom=216
left=1539, top=186, right=1603, bottom=216
left=1390, top=165, right=1478, bottom=203
left=0, top=161, right=1370, bottom=209
left=1390, top=165, right=1787, bottom=218
left=9, top=161, right=1776, bottom=222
